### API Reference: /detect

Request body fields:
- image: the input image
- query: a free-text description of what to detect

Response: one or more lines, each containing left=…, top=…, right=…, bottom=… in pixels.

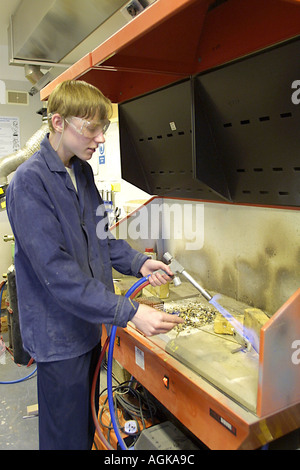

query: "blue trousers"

left=36, top=344, right=101, bottom=450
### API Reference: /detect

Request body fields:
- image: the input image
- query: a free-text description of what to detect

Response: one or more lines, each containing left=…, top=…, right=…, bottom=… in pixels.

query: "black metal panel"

left=194, top=37, right=300, bottom=207
left=119, top=79, right=226, bottom=201
left=119, top=38, right=300, bottom=207
left=192, top=79, right=231, bottom=200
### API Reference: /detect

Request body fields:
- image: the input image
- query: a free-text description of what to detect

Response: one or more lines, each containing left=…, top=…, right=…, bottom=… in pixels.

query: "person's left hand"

left=140, top=258, right=173, bottom=287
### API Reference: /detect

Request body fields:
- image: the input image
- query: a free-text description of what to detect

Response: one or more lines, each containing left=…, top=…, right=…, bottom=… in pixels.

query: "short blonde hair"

left=47, top=80, right=112, bottom=132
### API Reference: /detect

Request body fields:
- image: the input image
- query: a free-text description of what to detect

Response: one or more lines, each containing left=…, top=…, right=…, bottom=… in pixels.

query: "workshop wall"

left=112, top=197, right=300, bottom=315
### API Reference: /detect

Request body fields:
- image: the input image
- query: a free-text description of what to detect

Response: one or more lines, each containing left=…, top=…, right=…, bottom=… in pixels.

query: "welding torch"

left=162, top=252, right=255, bottom=352
left=163, top=252, right=212, bottom=301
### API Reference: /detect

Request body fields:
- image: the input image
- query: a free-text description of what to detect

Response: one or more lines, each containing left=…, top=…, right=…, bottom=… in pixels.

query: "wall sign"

left=0, top=116, right=20, bottom=158
left=98, top=143, right=105, bottom=164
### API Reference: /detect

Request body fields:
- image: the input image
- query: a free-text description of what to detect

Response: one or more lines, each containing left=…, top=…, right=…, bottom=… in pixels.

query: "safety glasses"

left=65, top=116, right=110, bottom=138
left=48, top=113, right=110, bottom=138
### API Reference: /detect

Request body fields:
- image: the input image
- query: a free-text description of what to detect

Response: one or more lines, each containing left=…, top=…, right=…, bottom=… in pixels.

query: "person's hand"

left=131, top=303, right=184, bottom=336
left=140, top=258, right=173, bottom=287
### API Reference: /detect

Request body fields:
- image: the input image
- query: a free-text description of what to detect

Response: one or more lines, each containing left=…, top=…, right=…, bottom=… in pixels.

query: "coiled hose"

left=91, top=276, right=150, bottom=450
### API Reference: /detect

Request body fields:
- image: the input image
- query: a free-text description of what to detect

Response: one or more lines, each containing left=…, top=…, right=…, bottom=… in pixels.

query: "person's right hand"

left=130, top=303, right=184, bottom=336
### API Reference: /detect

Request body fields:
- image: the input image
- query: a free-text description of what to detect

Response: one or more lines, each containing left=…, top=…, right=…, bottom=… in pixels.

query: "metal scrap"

left=165, top=299, right=217, bottom=335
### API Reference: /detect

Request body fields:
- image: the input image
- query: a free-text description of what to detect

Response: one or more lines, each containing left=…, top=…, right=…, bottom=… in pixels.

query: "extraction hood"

left=8, top=0, right=155, bottom=65
left=119, top=37, right=300, bottom=207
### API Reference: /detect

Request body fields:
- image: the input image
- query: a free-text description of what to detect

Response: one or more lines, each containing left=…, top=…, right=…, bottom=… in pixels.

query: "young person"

left=6, top=80, right=183, bottom=450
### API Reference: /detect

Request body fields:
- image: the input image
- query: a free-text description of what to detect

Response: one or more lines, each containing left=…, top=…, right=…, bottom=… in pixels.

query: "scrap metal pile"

left=164, top=299, right=217, bottom=335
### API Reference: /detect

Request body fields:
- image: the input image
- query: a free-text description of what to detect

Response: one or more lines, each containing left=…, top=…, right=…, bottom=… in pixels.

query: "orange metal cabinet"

left=41, top=0, right=300, bottom=103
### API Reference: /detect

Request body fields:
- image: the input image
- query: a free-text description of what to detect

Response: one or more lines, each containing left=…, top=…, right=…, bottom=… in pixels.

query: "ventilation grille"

left=135, top=129, right=221, bottom=199
left=7, top=90, right=29, bottom=105
left=219, top=111, right=299, bottom=203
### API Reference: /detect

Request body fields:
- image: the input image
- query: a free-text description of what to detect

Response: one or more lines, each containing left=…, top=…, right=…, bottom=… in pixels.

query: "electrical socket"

left=124, top=420, right=138, bottom=434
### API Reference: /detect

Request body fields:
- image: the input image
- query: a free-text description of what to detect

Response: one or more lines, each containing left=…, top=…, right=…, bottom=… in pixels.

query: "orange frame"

left=41, top=0, right=300, bottom=103
left=103, top=308, right=300, bottom=450
left=105, top=197, right=300, bottom=449
left=258, top=288, right=300, bottom=417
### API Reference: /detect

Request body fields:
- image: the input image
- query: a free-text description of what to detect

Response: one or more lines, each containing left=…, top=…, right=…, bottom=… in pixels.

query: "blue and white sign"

left=98, top=143, right=105, bottom=164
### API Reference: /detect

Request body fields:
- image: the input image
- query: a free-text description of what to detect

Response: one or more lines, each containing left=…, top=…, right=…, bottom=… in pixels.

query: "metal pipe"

left=0, top=122, right=49, bottom=187
left=181, top=269, right=212, bottom=301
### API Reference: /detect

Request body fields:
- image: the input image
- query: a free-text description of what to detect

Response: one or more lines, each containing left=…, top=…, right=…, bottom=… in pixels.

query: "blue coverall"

left=6, top=134, right=148, bottom=449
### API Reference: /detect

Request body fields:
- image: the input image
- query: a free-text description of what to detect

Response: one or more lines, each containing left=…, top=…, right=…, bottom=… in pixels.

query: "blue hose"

left=107, top=276, right=150, bottom=450
left=0, top=366, right=37, bottom=384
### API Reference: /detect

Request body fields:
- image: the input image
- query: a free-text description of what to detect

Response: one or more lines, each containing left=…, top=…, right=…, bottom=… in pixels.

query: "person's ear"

left=51, top=113, right=65, bottom=133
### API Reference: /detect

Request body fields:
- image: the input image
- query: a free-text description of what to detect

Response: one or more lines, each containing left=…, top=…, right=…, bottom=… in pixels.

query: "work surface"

left=164, top=326, right=258, bottom=412
left=142, top=282, right=260, bottom=413
left=111, top=279, right=300, bottom=448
